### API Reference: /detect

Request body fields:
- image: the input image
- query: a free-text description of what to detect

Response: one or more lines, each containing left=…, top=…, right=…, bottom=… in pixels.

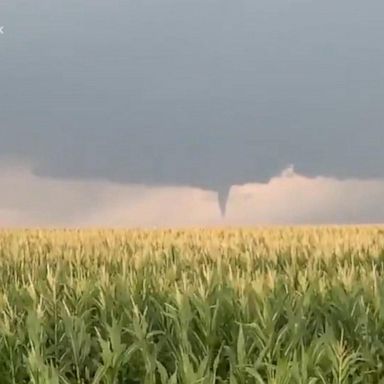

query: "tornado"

left=217, top=185, right=231, bottom=217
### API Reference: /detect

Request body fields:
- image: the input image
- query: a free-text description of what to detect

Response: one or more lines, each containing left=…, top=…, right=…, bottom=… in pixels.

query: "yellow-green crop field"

left=1, top=227, right=384, bottom=383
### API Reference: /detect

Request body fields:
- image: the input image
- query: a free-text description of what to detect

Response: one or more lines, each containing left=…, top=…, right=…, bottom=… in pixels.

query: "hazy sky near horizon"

left=2, top=0, right=384, bottom=225
left=2, top=163, right=384, bottom=227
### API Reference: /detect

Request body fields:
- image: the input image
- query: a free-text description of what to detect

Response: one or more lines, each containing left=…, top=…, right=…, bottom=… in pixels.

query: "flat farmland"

left=0, top=227, right=384, bottom=383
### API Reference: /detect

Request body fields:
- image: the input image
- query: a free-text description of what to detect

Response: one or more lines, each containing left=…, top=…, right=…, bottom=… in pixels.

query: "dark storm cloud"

left=2, top=0, right=384, bottom=198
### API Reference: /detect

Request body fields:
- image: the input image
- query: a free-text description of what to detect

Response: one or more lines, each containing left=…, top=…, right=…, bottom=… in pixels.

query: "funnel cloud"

left=217, top=186, right=231, bottom=217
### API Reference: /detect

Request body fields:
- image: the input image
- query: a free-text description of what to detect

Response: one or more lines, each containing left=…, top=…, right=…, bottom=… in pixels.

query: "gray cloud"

left=2, top=0, right=384, bottom=201
left=1, top=164, right=384, bottom=227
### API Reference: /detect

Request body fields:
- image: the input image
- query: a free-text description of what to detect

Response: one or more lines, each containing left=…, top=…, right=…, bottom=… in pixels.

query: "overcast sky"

left=1, top=0, right=384, bottom=226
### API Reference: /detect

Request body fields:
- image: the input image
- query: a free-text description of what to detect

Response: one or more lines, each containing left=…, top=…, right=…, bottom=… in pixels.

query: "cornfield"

left=1, top=227, right=384, bottom=383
